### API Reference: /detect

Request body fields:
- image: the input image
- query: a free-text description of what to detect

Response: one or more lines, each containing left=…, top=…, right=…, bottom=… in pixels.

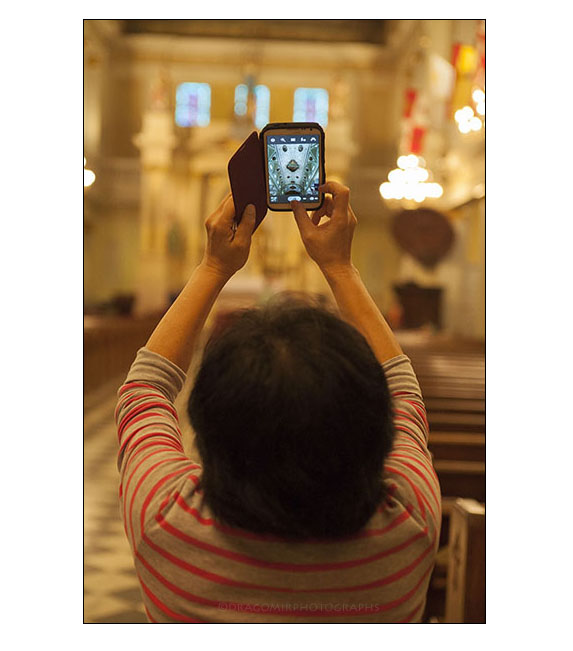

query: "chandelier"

left=455, top=88, right=485, bottom=134
left=379, top=154, right=443, bottom=204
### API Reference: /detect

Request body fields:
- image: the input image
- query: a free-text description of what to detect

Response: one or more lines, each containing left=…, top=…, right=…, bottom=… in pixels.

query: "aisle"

left=84, top=376, right=148, bottom=623
left=84, top=366, right=199, bottom=623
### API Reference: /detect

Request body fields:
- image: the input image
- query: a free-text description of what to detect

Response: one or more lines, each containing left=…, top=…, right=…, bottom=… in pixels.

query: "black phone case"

left=227, top=131, right=268, bottom=231
left=260, top=122, right=326, bottom=212
left=227, top=123, right=326, bottom=227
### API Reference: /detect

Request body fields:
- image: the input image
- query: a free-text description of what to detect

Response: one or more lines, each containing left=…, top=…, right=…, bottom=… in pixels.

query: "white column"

left=133, top=109, right=177, bottom=315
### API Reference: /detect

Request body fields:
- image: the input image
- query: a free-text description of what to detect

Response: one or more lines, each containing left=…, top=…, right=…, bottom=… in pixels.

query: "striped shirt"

left=116, top=348, right=441, bottom=623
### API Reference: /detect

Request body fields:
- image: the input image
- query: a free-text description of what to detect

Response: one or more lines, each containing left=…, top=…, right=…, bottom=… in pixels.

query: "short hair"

left=188, top=295, right=395, bottom=541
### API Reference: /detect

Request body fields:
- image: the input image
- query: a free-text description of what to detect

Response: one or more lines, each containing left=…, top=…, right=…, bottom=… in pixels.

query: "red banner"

left=410, top=126, right=425, bottom=154
left=403, top=88, right=417, bottom=118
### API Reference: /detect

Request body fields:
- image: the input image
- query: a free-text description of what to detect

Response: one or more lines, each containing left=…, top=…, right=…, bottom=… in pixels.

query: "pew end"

left=440, top=498, right=485, bottom=623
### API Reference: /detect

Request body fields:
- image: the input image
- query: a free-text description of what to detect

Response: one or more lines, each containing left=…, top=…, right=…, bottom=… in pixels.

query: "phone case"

left=227, top=123, right=326, bottom=226
left=260, top=122, right=326, bottom=212
left=227, top=131, right=268, bottom=231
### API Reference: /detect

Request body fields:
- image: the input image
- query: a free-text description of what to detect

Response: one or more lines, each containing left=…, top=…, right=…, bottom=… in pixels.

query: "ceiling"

left=121, top=19, right=390, bottom=45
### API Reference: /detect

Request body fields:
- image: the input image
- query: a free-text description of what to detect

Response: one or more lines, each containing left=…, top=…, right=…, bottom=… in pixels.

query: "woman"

left=115, top=182, right=441, bottom=623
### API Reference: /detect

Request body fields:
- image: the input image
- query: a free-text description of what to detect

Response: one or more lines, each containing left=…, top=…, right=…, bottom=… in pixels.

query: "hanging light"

left=84, top=155, right=96, bottom=188
left=455, top=89, right=485, bottom=133
left=425, top=183, right=444, bottom=198
left=379, top=182, right=394, bottom=200
left=379, top=155, right=443, bottom=204
left=455, top=104, right=483, bottom=134
left=388, top=168, right=405, bottom=183
left=84, top=169, right=96, bottom=187
left=397, top=154, right=419, bottom=169
left=455, top=106, right=474, bottom=124
left=473, top=87, right=485, bottom=117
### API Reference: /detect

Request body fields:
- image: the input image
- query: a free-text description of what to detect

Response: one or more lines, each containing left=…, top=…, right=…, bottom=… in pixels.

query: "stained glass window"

left=175, top=82, right=211, bottom=127
left=234, top=84, right=270, bottom=129
left=254, top=85, right=270, bottom=129
left=293, top=88, right=329, bottom=127
left=234, top=84, right=249, bottom=116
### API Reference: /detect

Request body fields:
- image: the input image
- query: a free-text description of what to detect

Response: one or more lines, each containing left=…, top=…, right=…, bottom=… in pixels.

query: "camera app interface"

left=266, top=134, right=320, bottom=204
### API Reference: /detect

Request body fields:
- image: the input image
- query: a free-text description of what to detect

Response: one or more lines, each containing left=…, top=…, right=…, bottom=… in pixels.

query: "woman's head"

left=188, top=295, right=394, bottom=540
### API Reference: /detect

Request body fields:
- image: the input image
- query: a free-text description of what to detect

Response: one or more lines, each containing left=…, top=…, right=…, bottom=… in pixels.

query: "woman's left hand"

left=201, top=194, right=257, bottom=280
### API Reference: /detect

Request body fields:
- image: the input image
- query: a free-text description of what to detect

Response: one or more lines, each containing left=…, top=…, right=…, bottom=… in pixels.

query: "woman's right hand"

left=290, top=181, right=357, bottom=277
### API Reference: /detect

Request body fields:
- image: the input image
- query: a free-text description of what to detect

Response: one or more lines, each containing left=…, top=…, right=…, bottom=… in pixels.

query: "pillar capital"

left=133, top=109, right=177, bottom=169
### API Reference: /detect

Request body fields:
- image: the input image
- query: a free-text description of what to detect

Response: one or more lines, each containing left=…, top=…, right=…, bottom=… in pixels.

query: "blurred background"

left=84, top=19, right=485, bottom=623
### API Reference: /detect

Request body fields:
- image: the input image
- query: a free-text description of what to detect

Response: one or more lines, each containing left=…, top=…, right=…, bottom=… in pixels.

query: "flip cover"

left=227, top=131, right=268, bottom=231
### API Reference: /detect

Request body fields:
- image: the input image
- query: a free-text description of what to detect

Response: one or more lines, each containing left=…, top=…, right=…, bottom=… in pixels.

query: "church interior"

left=83, top=19, right=485, bottom=623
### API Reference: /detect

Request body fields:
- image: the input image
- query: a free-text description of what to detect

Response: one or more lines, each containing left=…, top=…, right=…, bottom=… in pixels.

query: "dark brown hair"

left=188, top=296, right=394, bottom=540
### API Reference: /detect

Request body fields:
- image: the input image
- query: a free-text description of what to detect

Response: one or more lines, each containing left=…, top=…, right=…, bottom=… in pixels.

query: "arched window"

left=234, top=84, right=249, bottom=116
left=293, top=88, right=329, bottom=127
left=234, top=84, right=271, bottom=129
left=254, top=85, right=270, bottom=129
left=175, top=82, right=211, bottom=127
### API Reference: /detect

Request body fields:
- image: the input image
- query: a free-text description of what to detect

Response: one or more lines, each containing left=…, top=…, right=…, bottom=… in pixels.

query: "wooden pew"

left=398, top=336, right=485, bottom=622
left=402, top=339, right=485, bottom=501
left=433, top=460, right=485, bottom=503
left=84, top=313, right=162, bottom=393
left=427, top=411, right=485, bottom=432
left=425, top=398, right=485, bottom=413
left=428, top=432, right=485, bottom=462
left=444, top=498, right=486, bottom=623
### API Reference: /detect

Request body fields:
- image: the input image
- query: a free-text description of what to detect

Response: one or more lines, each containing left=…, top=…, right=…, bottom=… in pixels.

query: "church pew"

left=428, top=432, right=485, bottom=462
left=432, top=460, right=485, bottom=503
left=444, top=498, right=486, bottom=623
left=427, top=411, right=485, bottom=433
left=400, top=338, right=485, bottom=621
left=425, top=497, right=485, bottom=623
left=421, top=386, right=485, bottom=400
left=413, top=365, right=485, bottom=378
left=424, top=397, right=485, bottom=413
left=84, top=313, right=162, bottom=393
left=404, top=347, right=486, bottom=502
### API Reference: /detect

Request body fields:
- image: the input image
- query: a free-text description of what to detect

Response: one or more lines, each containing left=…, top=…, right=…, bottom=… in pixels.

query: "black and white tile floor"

left=84, top=370, right=198, bottom=623
left=84, top=376, right=148, bottom=623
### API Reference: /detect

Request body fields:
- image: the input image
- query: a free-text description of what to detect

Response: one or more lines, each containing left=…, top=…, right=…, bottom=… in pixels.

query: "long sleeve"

left=115, top=348, right=202, bottom=552
left=382, top=355, right=441, bottom=538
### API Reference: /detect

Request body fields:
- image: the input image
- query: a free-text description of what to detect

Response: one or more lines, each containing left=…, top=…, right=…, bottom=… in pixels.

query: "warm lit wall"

left=84, top=206, right=140, bottom=305
left=84, top=21, right=484, bottom=339
left=84, top=27, right=400, bottom=307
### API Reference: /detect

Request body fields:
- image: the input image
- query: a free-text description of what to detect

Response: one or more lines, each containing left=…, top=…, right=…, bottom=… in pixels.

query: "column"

left=133, top=107, right=177, bottom=315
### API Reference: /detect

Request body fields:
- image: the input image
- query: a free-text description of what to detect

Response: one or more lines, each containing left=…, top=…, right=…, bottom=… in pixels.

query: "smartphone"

left=260, top=122, right=325, bottom=212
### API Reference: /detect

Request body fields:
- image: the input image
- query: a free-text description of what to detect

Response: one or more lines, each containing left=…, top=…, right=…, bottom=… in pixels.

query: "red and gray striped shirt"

left=116, top=348, right=441, bottom=623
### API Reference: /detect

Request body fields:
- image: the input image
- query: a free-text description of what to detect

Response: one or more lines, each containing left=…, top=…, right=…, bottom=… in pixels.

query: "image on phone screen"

left=266, top=134, right=320, bottom=204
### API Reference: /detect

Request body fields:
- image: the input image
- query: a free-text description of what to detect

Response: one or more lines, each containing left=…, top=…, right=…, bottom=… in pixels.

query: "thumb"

left=243, top=203, right=256, bottom=222
left=235, top=203, right=257, bottom=241
left=290, top=200, right=313, bottom=237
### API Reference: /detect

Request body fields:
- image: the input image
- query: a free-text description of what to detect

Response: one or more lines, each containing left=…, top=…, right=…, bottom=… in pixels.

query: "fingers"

left=292, top=184, right=352, bottom=235
left=218, top=194, right=236, bottom=225
left=311, top=196, right=334, bottom=225
left=206, top=194, right=235, bottom=232
left=234, top=204, right=257, bottom=244
left=290, top=200, right=313, bottom=237
left=318, top=181, right=350, bottom=222
left=318, top=181, right=350, bottom=198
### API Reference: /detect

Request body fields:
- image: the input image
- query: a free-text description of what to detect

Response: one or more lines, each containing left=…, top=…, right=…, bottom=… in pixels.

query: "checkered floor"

left=84, top=371, right=199, bottom=623
left=84, top=376, right=148, bottom=623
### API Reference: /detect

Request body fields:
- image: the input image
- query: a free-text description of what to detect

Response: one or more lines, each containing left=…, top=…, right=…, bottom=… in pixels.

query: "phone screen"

left=263, top=128, right=323, bottom=210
